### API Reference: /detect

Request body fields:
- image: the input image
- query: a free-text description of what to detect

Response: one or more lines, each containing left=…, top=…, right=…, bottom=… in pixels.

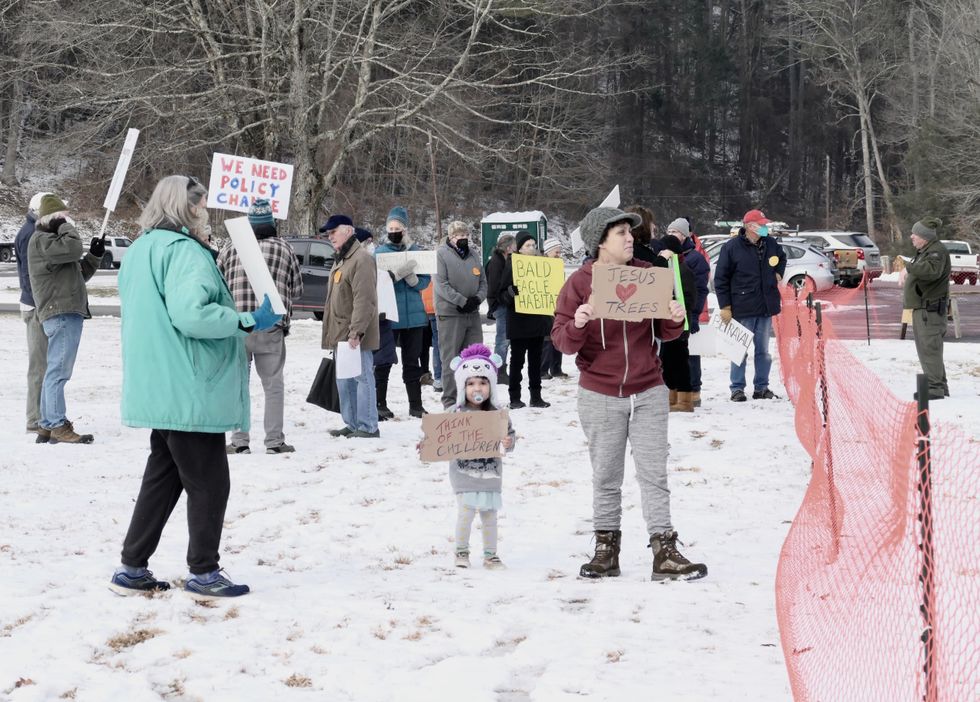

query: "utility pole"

left=428, top=133, right=442, bottom=242
left=825, top=154, right=831, bottom=229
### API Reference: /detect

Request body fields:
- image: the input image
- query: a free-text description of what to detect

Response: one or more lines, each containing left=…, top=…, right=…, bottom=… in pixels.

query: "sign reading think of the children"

left=512, top=253, right=565, bottom=316
left=207, top=153, right=294, bottom=219
left=419, top=410, right=510, bottom=463
left=590, top=263, right=674, bottom=321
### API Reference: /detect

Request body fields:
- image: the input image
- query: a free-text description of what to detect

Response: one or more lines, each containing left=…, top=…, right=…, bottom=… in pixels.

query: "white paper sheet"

left=710, top=312, right=754, bottom=365
left=375, top=250, right=437, bottom=276
left=687, top=326, right=716, bottom=355
left=335, top=341, right=362, bottom=380
left=224, top=217, right=288, bottom=315
left=377, top=269, right=399, bottom=323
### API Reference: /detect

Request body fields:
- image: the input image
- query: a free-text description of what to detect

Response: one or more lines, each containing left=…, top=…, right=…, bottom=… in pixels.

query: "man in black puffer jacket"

left=714, top=209, right=787, bottom=402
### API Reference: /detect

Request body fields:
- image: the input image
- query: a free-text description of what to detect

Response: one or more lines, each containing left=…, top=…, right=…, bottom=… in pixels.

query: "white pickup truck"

left=941, top=240, right=978, bottom=285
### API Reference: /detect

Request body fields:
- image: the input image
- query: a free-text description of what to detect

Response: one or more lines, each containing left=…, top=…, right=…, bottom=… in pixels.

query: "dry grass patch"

left=107, top=628, right=162, bottom=651
left=284, top=674, right=312, bottom=688
left=606, top=650, right=624, bottom=663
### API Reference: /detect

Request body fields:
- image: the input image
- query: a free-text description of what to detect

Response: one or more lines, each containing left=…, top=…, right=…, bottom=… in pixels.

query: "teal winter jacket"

left=119, top=228, right=254, bottom=432
left=375, top=242, right=430, bottom=329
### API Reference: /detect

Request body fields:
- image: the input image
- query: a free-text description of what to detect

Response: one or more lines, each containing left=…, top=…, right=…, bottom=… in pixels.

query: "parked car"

left=101, top=236, right=133, bottom=269
left=286, top=237, right=336, bottom=320
left=789, top=231, right=882, bottom=287
left=941, top=240, right=978, bottom=285
left=708, top=238, right=836, bottom=293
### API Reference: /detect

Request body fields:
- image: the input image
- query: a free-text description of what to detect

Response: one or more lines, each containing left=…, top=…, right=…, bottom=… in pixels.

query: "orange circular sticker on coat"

left=471, top=267, right=480, bottom=275
left=333, top=270, right=342, bottom=283
left=768, top=256, right=779, bottom=267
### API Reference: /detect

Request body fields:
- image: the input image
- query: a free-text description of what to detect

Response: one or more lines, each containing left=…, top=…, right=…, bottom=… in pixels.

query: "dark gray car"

left=286, top=237, right=336, bottom=320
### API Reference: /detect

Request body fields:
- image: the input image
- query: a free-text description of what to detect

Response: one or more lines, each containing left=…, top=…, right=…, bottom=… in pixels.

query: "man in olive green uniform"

left=903, top=217, right=951, bottom=400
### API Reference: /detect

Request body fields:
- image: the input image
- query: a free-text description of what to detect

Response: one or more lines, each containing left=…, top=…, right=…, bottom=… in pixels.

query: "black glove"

left=44, top=217, right=67, bottom=233
left=509, top=284, right=520, bottom=297
left=457, top=296, right=480, bottom=314
left=89, top=237, right=106, bottom=257
left=486, top=308, right=495, bottom=321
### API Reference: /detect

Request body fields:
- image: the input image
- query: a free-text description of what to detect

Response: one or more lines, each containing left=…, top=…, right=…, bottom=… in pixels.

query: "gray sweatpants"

left=22, top=308, right=48, bottom=429
left=232, top=327, right=286, bottom=449
left=438, top=312, right=484, bottom=408
left=577, top=384, right=672, bottom=535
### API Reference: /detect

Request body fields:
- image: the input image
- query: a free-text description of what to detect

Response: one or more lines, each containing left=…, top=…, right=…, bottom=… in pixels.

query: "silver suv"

left=790, top=231, right=881, bottom=287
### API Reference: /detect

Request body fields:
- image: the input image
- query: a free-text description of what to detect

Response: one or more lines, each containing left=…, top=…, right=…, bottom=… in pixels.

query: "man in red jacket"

left=552, top=207, right=708, bottom=581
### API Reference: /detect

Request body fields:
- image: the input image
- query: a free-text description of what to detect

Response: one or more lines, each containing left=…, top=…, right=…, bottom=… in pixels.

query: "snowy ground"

left=1, top=312, right=977, bottom=701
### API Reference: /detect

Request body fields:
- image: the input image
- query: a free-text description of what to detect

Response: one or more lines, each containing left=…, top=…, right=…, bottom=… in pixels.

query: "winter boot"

left=49, top=421, right=94, bottom=444
left=376, top=377, right=394, bottom=421
left=497, top=364, right=509, bottom=386
left=407, top=380, right=427, bottom=418
left=672, top=392, right=695, bottom=413
left=668, top=389, right=678, bottom=407
left=455, top=550, right=470, bottom=568
left=579, top=530, right=621, bottom=578
left=419, top=372, right=433, bottom=386
left=691, top=391, right=702, bottom=407
left=529, top=389, right=550, bottom=409
left=648, top=531, right=707, bottom=581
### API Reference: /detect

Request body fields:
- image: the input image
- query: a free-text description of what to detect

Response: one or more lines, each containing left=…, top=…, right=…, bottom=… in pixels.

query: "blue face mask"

left=756, top=225, right=769, bottom=238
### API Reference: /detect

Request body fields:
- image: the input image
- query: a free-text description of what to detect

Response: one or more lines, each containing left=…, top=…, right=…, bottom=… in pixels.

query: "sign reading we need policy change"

left=512, top=253, right=565, bottom=316
left=207, top=153, right=294, bottom=219
left=590, top=263, right=674, bottom=321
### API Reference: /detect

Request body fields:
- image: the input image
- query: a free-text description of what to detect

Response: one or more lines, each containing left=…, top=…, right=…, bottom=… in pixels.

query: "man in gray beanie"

left=902, top=217, right=951, bottom=400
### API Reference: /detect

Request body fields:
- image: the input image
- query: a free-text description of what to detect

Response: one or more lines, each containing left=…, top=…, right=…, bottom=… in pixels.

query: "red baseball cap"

left=743, top=209, right=770, bottom=225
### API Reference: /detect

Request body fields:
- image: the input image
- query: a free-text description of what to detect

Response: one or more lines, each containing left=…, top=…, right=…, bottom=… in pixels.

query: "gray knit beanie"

left=912, top=217, right=942, bottom=241
left=579, top=207, right=642, bottom=257
left=667, top=218, right=690, bottom=238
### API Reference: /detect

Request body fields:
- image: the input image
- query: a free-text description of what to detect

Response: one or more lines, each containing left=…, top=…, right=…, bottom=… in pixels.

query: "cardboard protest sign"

left=224, top=217, right=288, bottom=314
left=512, top=253, right=565, bottom=316
left=420, top=410, right=510, bottom=463
left=207, top=153, right=293, bottom=219
left=710, top=312, right=754, bottom=364
left=591, top=263, right=673, bottom=321
left=376, top=250, right=437, bottom=276
left=835, top=250, right=859, bottom=268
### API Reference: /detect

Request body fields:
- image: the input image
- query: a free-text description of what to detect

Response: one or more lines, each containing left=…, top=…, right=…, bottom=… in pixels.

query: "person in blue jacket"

left=713, top=209, right=786, bottom=402
left=374, top=206, right=432, bottom=418
left=109, top=175, right=281, bottom=600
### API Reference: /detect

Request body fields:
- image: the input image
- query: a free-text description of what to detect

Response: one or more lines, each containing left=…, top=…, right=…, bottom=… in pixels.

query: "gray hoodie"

left=434, top=242, right=487, bottom=316
left=448, top=405, right=516, bottom=494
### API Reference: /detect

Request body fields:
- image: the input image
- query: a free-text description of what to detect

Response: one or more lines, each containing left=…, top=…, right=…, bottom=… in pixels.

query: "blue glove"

left=251, top=294, right=282, bottom=332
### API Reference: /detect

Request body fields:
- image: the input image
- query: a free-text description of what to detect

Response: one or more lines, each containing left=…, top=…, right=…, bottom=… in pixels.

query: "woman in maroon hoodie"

left=552, top=207, right=707, bottom=582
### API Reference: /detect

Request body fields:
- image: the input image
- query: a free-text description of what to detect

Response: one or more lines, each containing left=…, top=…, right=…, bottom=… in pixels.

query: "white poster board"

left=103, top=128, right=140, bottom=212
left=570, top=185, right=620, bottom=254
left=224, top=217, right=288, bottom=315
left=207, top=153, right=294, bottom=219
left=375, top=250, right=437, bottom=276
left=687, top=326, right=715, bottom=356
left=710, top=312, right=754, bottom=365
left=377, top=269, right=399, bottom=323
left=336, top=341, right=362, bottom=379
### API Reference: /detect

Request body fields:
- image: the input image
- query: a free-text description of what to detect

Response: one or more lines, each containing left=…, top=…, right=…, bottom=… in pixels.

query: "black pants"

left=420, top=321, right=433, bottom=375
left=121, top=430, right=230, bottom=575
left=540, top=336, right=563, bottom=375
left=375, top=326, right=426, bottom=403
left=660, top=335, right=692, bottom=392
left=509, top=337, right=544, bottom=400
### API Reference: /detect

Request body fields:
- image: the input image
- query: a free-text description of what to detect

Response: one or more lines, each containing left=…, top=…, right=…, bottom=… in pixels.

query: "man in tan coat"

left=320, top=215, right=381, bottom=438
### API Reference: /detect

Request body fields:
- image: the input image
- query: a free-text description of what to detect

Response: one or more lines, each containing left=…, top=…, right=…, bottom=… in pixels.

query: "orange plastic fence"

left=773, top=287, right=980, bottom=701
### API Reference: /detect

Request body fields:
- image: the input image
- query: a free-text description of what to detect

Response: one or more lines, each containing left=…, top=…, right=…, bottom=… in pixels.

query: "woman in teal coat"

left=109, top=175, right=280, bottom=600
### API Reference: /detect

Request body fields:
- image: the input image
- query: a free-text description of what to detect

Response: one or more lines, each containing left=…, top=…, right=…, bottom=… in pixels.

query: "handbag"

left=306, top=356, right=341, bottom=414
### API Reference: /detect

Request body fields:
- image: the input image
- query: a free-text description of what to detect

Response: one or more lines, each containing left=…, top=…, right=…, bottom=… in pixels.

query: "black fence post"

left=815, top=302, right=840, bottom=558
left=864, top=270, right=872, bottom=345
left=916, top=373, right=936, bottom=702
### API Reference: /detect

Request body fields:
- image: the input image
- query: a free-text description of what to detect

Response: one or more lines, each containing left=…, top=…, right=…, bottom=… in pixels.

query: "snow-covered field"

left=1, top=312, right=977, bottom=701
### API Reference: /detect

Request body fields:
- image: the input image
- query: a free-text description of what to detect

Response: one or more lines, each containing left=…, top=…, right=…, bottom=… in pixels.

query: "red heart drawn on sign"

left=615, top=283, right=638, bottom=303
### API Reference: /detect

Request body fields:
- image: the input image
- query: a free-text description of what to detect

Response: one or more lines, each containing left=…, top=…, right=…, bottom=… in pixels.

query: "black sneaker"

left=329, top=427, right=353, bottom=437
left=349, top=429, right=381, bottom=438
left=377, top=405, right=395, bottom=421
left=552, top=371, right=570, bottom=379
left=540, top=371, right=553, bottom=380
left=109, top=568, right=171, bottom=596
left=409, top=406, right=427, bottom=418
left=649, top=531, right=707, bottom=581
left=752, top=389, right=780, bottom=400
left=529, top=397, right=551, bottom=408
left=266, top=443, right=295, bottom=454
left=509, top=400, right=526, bottom=410
left=226, top=444, right=250, bottom=454
left=730, top=390, right=747, bottom=402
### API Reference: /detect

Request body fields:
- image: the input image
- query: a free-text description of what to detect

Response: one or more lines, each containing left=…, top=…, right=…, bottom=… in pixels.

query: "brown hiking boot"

left=668, top=389, right=678, bottom=407
left=649, top=531, right=707, bottom=581
left=35, top=427, right=51, bottom=444
left=691, top=391, right=702, bottom=407
left=580, top=530, right=621, bottom=578
left=670, top=392, right=695, bottom=413
left=49, top=421, right=94, bottom=445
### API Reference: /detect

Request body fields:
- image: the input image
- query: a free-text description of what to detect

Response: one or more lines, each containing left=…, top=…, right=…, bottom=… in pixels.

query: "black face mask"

left=455, top=239, right=469, bottom=255
left=387, top=232, right=404, bottom=245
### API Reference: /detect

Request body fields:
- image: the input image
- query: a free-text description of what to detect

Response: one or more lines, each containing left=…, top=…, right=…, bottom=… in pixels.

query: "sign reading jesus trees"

left=590, top=264, right=674, bottom=320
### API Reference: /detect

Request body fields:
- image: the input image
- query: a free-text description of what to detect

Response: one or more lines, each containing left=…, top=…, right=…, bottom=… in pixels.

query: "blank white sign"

left=224, top=217, right=287, bottom=315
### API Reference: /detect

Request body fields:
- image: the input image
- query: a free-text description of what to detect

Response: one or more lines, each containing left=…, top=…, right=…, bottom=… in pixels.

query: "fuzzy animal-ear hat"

left=450, top=343, right=503, bottom=408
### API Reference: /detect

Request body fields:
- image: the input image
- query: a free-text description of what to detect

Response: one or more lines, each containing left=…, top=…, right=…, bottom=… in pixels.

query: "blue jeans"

left=430, top=316, right=441, bottom=381
left=40, top=313, right=84, bottom=429
left=688, top=355, right=702, bottom=392
left=729, top=315, right=773, bottom=392
left=494, top=311, right=509, bottom=365
left=337, top=349, right=379, bottom=433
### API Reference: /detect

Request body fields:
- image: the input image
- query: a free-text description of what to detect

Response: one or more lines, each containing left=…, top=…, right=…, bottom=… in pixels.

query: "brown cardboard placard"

left=835, top=250, right=859, bottom=268
left=590, top=263, right=674, bottom=321
left=420, top=409, right=510, bottom=463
